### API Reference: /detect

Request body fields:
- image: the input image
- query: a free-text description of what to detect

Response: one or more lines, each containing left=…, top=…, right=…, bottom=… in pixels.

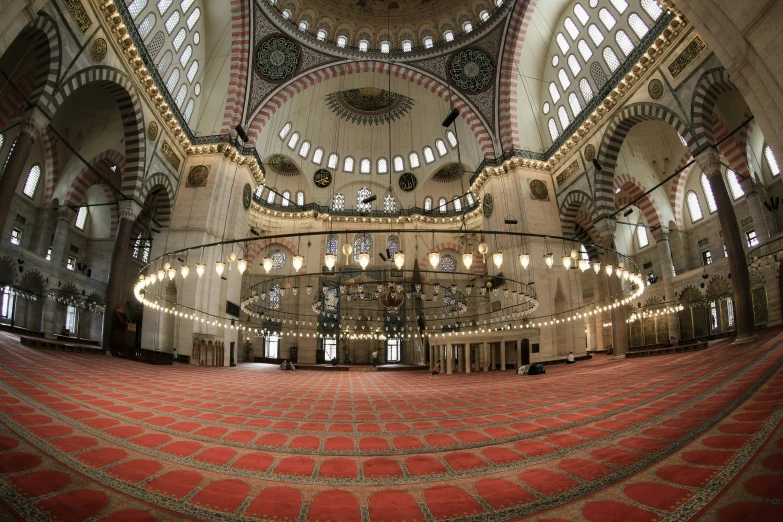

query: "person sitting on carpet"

left=286, top=361, right=295, bottom=370
left=566, top=352, right=574, bottom=364
left=280, top=360, right=289, bottom=370
left=517, top=365, right=527, bottom=375
left=431, top=360, right=441, bottom=378
left=331, top=356, right=338, bottom=366
left=371, top=349, right=379, bottom=367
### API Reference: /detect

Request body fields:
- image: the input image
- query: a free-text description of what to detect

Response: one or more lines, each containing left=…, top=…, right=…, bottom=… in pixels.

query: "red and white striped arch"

left=669, top=151, right=693, bottom=230
left=417, top=241, right=485, bottom=279
left=712, top=112, right=752, bottom=180
left=63, top=150, right=125, bottom=208
left=246, top=61, right=496, bottom=158
left=245, top=238, right=308, bottom=275
left=220, top=0, right=251, bottom=137
left=613, top=173, right=663, bottom=229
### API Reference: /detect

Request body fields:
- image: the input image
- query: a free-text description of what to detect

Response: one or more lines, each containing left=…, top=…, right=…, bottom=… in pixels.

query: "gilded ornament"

left=161, top=141, right=181, bottom=170
left=147, top=121, right=159, bottom=142
left=186, top=165, right=209, bottom=188
left=243, top=184, right=252, bottom=210
left=555, top=160, right=580, bottom=184
left=399, top=173, right=417, bottom=192
left=583, top=144, right=596, bottom=163
left=647, top=79, right=664, bottom=100
left=90, top=38, right=107, bottom=62
left=256, top=37, right=299, bottom=80
left=528, top=179, right=549, bottom=201
left=450, top=49, right=493, bottom=91
left=668, top=36, right=706, bottom=78
left=268, top=154, right=300, bottom=176
left=64, top=0, right=92, bottom=33
left=433, top=163, right=462, bottom=182
left=313, top=169, right=332, bottom=188
left=483, top=193, right=494, bottom=218
left=326, top=87, right=414, bottom=126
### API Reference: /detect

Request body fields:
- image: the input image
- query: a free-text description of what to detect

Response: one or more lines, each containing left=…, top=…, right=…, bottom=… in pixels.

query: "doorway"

left=521, top=339, right=530, bottom=365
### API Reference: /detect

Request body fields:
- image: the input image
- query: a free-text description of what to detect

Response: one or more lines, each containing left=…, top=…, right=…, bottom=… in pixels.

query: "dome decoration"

left=648, top=78, right=665, bottom=100
left=450, top=49, right=494, bottom=92
left=267, top=155, right=300, bottom=176
left=326, top=87, right=414, bottom=126
left=432, top=163, right=462, bottom=182
left=256, top=37, right=299, bottom=80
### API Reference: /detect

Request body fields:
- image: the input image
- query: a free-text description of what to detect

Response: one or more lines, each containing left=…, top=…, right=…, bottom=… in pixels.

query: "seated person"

left=331, top=356, right=338, bottom=366
left=566, top=352, right=575, bottom=364
left=663, top=338, right=672, bottom=347
left=280, top=360, right=289, bottom=370
left=517, top=365, right=527, bottom=375
left=286, top=361, right=295, bottom=370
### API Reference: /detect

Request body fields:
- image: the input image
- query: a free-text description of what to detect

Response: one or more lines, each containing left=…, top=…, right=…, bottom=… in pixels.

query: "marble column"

left=516, top=339, right=522, bottom=367
left=699, top=151, right=758, bottom=343
left=596, top=221, right=629, bottom=358
left=0, top=109, right=47, bottom=236
left=429, top=343, right=434, bottom=371
left=499, top=342, right=506, bottom=370
left=101, top=201, right=141, bottom=352
left=49, top=206, right=76, bottom=270
left=738, top=175, right=773, bottom=239
left=593, top=269, right=608, bottom=350
left=445, top=345, right=452, bottom=374
left=464, top=344, right=470, bottom=374
left=482, top=342, right=489, bottom=371
left=652, top=227, right=681, bottom=341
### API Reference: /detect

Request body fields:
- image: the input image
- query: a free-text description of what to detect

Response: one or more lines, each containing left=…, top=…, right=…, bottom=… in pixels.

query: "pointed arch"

left=244, top=238, right=307, bottom=274
left=669, top=150, right=695, bottom=230
left=137, top=172, right=175, bottom=227
left=559, top=190, right=597, bottom=237
left=63, top=150, right=126, bottom=207
left=691, top=67, right=738, bottom=148
left=613, top=173, right=664, bottom=228
left=221, top=0, right=252, bottom=136
left=40, top=127, right=60, bottom=207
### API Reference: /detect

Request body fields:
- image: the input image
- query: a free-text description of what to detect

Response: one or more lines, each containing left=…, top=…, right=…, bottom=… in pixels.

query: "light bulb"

left=181, top=265, right=189, bottom=278
left=428, top=251, right=440, bottom=269
left=394, top=251, right=406, bottom=270
left=157, top=269, right=165, bottom=281
left=292, top=254, right=304, bottom=272
left=167, top=268, right=176, bottom=280
left=492, top=251, right=503, bottom=269
left=228, top=251, right=237, bottom=263
left=605, top=264, right=613, bottom=276
left=215, top=261, right=225, bottom=275
left=196, top=263, right=205, bottom=277
left=579, top=259, right=589, bottom=272
left=562, top=255, right=572, bottom=269
left=163, top=262, right=171, bottom=270
left=263, top=256, right=273, bottom=273
left=570, top=248, right=578, bottom=260
left=615, top=266, right=623, bottom=278
left=544, top=253, right=554, bottom=268
left=622, top=269, right=630, bottom=280
left=237, top=259, right=247, bottom=274
left=592, top=261, right=600, bottom=274
left=324, top=253, right=336, bottom=270
left=358, top=252, right=370, bottom=269
left=519, top=253, right=530, bottom=269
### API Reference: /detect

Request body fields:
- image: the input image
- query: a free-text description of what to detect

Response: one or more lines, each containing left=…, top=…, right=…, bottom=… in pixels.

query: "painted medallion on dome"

left=267, top=154, right=300, bottom=176
left=326, top=87, right=414, bottom=126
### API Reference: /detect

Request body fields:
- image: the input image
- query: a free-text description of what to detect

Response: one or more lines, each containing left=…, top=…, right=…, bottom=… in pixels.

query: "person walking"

left=431, top=360, right=441, bottom=378
left=172, top=348, right=178, bottom=365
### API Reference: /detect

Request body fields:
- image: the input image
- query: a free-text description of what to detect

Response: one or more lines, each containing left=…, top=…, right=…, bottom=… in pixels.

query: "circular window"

left=543, top=102, right=550, bottom=114
left=552, top=55, right=559, bottom=67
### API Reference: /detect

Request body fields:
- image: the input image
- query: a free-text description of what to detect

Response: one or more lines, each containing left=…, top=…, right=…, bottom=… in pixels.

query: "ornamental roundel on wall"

left=529, top=179, right=549, bottom=201
left=256, top=36, right=299, bottom=81
left=313, top=169, right=332, bottom=188
left=648, top=79, right=665, bottom=100
left=90, top=38, right=107, bottom=62
left=483, top=193, right=494, bottom=218
left=243, top=183, right=252, bottom=210
left=187, top=165, right=209, bottom=188
left=399, top=172, right=417, bottom=192
left=449, top=49, right=494, bottom=92
left=147, top=121, right=159, bottom=142
left=583, top=144, right=596, bottom=163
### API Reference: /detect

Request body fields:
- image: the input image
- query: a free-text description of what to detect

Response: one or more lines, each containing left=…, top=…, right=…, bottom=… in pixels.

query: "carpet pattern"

left=0, top=330, right=782, bottom=521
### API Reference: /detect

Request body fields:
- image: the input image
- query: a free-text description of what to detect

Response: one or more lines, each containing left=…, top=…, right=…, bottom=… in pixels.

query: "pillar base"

left=611, top=354, right=626, bottom=360
left=732, top=333, right=760, bottom=345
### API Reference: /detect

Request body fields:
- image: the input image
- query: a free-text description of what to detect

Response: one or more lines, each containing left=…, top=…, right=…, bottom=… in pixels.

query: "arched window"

left=384, top=194, right=396, bottom=212
left=590, top=62, right=608, bottom=87
left=129, top=0, right=148, bottom=19
left=281, top=191, right=291, bottom=206
left=175, top=84, right=187, bottom=107
left=181, top=0, right=195, bottom=12
left=548, top=119, right=559, bottom=140
left=164, top=11, right=179, bottom=33
left=568, top=93, right=582, bottom=116
left=558, top=69, right=571, bottom=89
left=312, top=147, right=324, bottom=165
left=267, top=190, right=276, bottom=204
left=641, top=0, right=662, bottom=20
left=424, top=197, right=432, bottom=211
left=598, top=8, right=616, bottom=30
left=423, top=147, right=435, bottom=164
left=360, top=158, right=371, bottom=174
left=254, top=184, right=264, bottom=199
left=358, top=40, right=369, bottom=52
left=629, top=13, right=649, bottom=38
left=298, top=140, right=310, bottom=158
left=157, top=0, right=172, bottom=14
left=336, top=35, right=347, bottom=47
left=326, top=233, right=339, bottom=254
left=466, top=192, right=475, bottom=205
left=575, top=79, right=593, bottom=105
left=435, top=139, right=447, bottom=157
left=0, top=134, right=4, bottom=152
left=439, top=254, right=457, bottom=272
left=287, top=131, right=299, bottom=149
left=700, top=173, right=718, bottom=213
left=298, top=21, right=308, bottom=31
left=446, top=131, right=458, bottom=148
left=409, top=152, right=420, bottom=169
left=686, top=191, right=703, bottom=222
left=186, top=7, right=200, bottom=29
left=353, top=233, right=373, bottom=261
left=577, top=40, right=592, bottom=61
left=549, top=82, right=561, bottom=102
left=564, top=18, right=579, bottom=40
left=574, top=4, right=590, bottom=25
left=166, top=68, right=179, bottom=93
left=462, top=21, right=473, bottom=33
left=552, top=55, right=560, bottom=67
left=180, top=45, right=192, bottom=66
left=279, top=122, right=292, bottom=139
left=192, top=30, right=200, bottom=44
left=444, top=30, right=454, bottom=42
left=558, top=106, right=570, bottom=129
left=727, top=169, right=744, bottom=200
left=424, top=36, right=434, bottom=48
left=453, top=197, right=462, bottom=212
left=588, top=24, right=604, bottom=45
left=194, top=83, right=201, bottom=95
left=603, top=47, right=620, bottom=72
left=480, top=10, right=490, bottom=22
left=316, top=29, right=327, bottom=41
left=567, top=55, right=581, bottom=76
left=148, top=31, right=165, bottom=58
left=183, top=99, right=194, bottom=122
left=139, top=13, right=156, bottom=38
left=764, top=145, right=780, bottom=176
left=380, top=41, right=390, bottom=53
left=393, top=155, right=404, bottom=172
left=387, top=234, right=400, bottom=257
left=157, top=50, right=173, bottom=75
left=296, top=191, right=304, bottom=206
left=344, top=156, right=354, bottom=172
left=332, top=193, right=344, bottom=210
left=377, top=157, right=388, bottom=174
left=402, top=40, right=412, bottom=52
left=637, top=226, right=649, bottom=248
left=438, top=198, right=447, bottom=213
left=615, top=30, right=634, bottom=56
left=74, top=206, right=88, bottom=230
left=357, top=187, right=372, bottom=211
left=186, top=61, right=198, bottom=82
left=610, top=0, right=628, bottom=14
left=22, top=164, right=41, bottom=198
left=269, top=284, right=280, bottom=310
left=556, top=33, right=570, bottom=53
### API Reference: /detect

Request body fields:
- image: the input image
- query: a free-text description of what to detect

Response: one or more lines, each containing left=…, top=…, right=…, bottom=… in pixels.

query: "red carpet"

left=0, top=329, right=782, bottom=520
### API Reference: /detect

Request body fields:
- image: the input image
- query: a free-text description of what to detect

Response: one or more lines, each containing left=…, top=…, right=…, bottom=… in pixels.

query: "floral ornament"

left=256, top=37, right=299, bottom=80
left=450, top=49, right=493, bottom=91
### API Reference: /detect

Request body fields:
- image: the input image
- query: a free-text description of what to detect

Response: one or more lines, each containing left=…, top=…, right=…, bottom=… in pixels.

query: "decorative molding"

left=668, top=36, right=706, bottom=79
left=325, top=87, right=414, bottom=126
left=90, top=38, right=107, bottom=62
left=556, top=160, right=580, bottom=185
left=160, top=141, right=180, bottom=170
left=65, top=0, right=92, bottom=33
left=741, top=216, right=754, bottom=227
left=648, top=78, right=664, bottom=100
left=146, top=121, right=159, bottom=142
left=698, top=237, right=709, bottom=247
left=529, top=179, right=549, bottom=201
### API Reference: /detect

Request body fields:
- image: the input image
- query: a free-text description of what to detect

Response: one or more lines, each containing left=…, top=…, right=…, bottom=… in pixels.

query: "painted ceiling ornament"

left=267, top=154, right=300, bottom=176
left=583, top=144, right=596, bottom=163
left=450, top=49, right=493, bottom=92
left=147, top=121, right=159, bottom=142
left=326, top=87, right=414, bottom=126
left=433, top=163, right=462, bottom=182
left=187, top=165, right=209, bottom=188
left=90, top=38, right=107, bottom=62
left=243, top=183, right=252, bottom=210
left=256, top=37, right=299, bottom=80
left=483, top=193, right=494, bottom=218
left=528, top=179, right=549, bottom=201
left=648, top=78, right=665, bottom=100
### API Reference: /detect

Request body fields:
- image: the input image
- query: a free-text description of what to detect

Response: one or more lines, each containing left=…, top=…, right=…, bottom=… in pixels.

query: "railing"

left=252, top=197, right=480, bottom=218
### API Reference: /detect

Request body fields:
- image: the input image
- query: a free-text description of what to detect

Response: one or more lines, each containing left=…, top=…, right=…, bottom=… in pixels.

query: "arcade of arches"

left=1, top=1, right=783, bottom=521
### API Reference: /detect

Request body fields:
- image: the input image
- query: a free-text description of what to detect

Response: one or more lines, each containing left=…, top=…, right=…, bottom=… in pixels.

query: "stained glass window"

left=578, top=40, right=592, bottom=61
left=387, top=234, right=400, bottom=256
left=439, top=254, right=457, bottom=272
left=269, top=284, right=280, bottom=310
left=332, top=193, right=344, bottom=210
left=424, top=36, right=434, bottom=48
left=384, top=194, right=396, bottom=212
left=267, top=190, right=275, bottom=204
left=700, top=173, right=717, bottom=213
left=317, top=29, right=327, bottom=41
left=164, top=11, right=179, bottom=34
left=282, top=191, right=290, bottom=207
left=22, top=165, right=40, bottom=198
left=423, top=147, right=435, bottom=164
left=297, top=191, right=304, bottom=206
left=298, top=21, right=308, bottom=31
left=402, top=40, right=412, bottom=52
left=353, top=233, right=373, bottom=261
left=629, top=13, right=649, bottom=38
left=358, top=40, right=369, bottom=52
left=438, top=198, right=447, bottom=213
left=436, top=140, right=447, bottom=156
left=357, top=187, right=372, bottom=212
left=444, top=30, right=454, bottom=42
left=463, top=21, right=473, bottom=33
left=380, top=41, right=390, bottom=53
left=480, top=10, right=490, bottom=22
left=271, top=249, right=286, bottom=270
left=453, top=198, right=462, bottom=211
left=686, top=191, right=703, bottom=222
left=336, top=35, right=347, bottom=47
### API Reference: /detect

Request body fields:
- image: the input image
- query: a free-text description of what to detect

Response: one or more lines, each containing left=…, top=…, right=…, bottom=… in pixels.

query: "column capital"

left=56, top=205, right=76, bottom=222
left=118, top=200, right=142, bottom=222
left=593, top=218, right=617, bottom=247
left=738, top=174, right=759, bottom=195
left=695, top=149, right=723, bottom=178
left=651, top=226, right=670, bottom=243
left=19, top=108, right=48, bottom=141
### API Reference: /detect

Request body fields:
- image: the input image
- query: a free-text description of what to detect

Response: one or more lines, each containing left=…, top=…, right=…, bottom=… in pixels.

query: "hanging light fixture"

left=324, top=253, right=337, bottom=270
left=237, top=258, right=248, bottom=274
left=562, top=255, right=572, bottom=269
left=579, top=259, right=589, bottom=272
left=164, top=262, right=171, bottom=270
left=462, top=252, right=473, bottom=269
left=263, top=255, right=273, bottom=273
left=519, top=253, right=530, bottom=269
left=570, top=248, right=579, bottom=260
left=181, top=265, right=190, bottom=278
left=228, top=251, right=237, bottom=264
left=478, top=241, right=488, bottom=262
left=292, top=254, right=304, bottom=272
left=592, top=260, right=601, bottom=274
left=615, top=266, right=623, bottom=278
left=428, top=250, right=440, bottom=269
left=157, top=268, right=165, bottom=281
left=394, top=251, right=405, bottom=270
left=605, top=263, right=613, bottom=276
left=342, top=243, right=353, bottom=264
left=196, top=263, right=206, bottom=277
left=544, top=252, right=554, bottom=268
left=215, top=261, right=225, bottom=275
left=358, top=252, right=371, bottom=269
left=493, top=251, right=503, bottom=269
left=167, top=267, right=176, bottom=280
